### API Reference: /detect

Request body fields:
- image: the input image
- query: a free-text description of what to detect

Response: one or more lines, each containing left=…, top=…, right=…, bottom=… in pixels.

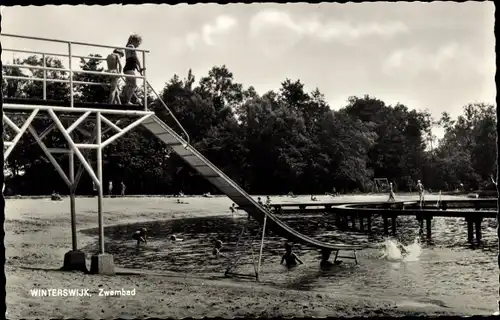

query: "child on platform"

left=281, top=242, right=303, bottom=269
left=123, top=34, right=145, bottom=105
left=106, top=49, right=124, bottom=104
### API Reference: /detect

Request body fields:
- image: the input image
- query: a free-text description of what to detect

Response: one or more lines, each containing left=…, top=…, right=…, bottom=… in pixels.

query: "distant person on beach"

left=106, top=48, right=124, bottom=104
left=176, top=198, right=188, bottom=204
left=122, top=34, right=145, bottom=105
left=51, top=191, right=62, bottom=201
left=212, top=239, right=223, bottom=259
left=132, top=227, right=147, bottom=247
left=281, top=242, right=303, bottom=268
left=203, top=192, right=212, bottom=198
left=120, top=181, right=126, bottom=196
left=108, top=181, right=113, bottom=196
left=416, top=180, right=424, bottom=197
left=229, top=203, right=236, bottom=216
left=387, top=182, right=396, bottom=202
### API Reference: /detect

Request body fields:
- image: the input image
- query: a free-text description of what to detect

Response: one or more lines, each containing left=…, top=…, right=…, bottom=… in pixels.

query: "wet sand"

left=5, top=194, right=487, bottom=318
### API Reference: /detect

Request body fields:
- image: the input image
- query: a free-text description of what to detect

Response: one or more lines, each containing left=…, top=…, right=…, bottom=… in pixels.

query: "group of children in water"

left=132, top=226, right=305, bottom=269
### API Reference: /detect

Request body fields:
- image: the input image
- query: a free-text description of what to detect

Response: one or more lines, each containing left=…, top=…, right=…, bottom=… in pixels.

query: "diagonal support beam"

left=3, top=114, right=21, bottom=133
left=76, top=127, right=92, bottom=138
left=28, top=125, right=72, bottom=187
left=100, top=114, right=122, bottom=133
left=4, top=109, right=39, bottom=161
left=47, top=108, right=100, bottom=188
left=39, top=123, right=57, bottom=141
left=71, top=125, right=99, bottom=193
left=101, top=114, right=152, bottom=148
left=67, top=110, right=91, bottom=134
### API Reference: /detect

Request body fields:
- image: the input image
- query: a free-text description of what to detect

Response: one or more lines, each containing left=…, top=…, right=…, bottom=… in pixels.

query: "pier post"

left=426, top=216, right=432, bottom=240
left=474, top=217, right=483, bottom=243
left=383, top=215, right=389, bottom=236
left=351, top=215, right=356, bottom=230
left=416, top=214, right=424, bottom=235
left=467, top=218, right=474, bottom=243
left=391, top=215, right=397, bottom=235
left=359, top=215, right=364, bottom=231
left=335, top=213, right=341, bottom=227
left=367, top=214, right=372, bottom=233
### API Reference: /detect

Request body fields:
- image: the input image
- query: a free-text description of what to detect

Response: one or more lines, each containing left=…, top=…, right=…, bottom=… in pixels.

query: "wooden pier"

left=240, top=199, right=497, bottom=244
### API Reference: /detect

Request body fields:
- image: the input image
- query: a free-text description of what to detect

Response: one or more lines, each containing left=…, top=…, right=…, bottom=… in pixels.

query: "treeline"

left=2, top=55, right=497, bottom=195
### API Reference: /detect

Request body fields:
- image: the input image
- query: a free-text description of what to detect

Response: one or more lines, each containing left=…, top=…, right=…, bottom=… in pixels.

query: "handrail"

left=2, top=33, right=189, bottom=145
left=146, top=81, right=191, bottom=146
left=3, top=63, right=145, bottom=79
left=2, top=33, right=150, bottom=108
left=2, top=33, right=150, bottom=53
left=3, top=48, right=107, bottom=61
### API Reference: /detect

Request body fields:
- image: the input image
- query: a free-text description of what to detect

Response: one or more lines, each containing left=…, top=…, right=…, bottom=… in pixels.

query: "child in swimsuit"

left=212, top=239, right=223, bottom=259
left=281, top=242, right=303, bottom=268
left=132, top=227, right=147, bottom=247
left=106, top=49, right=124, bottom=104
left=123, top=34, right=145, bottom=105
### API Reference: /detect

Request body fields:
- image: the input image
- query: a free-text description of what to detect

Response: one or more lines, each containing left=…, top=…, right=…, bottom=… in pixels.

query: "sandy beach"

left=5, top=195, right=488, bottom=318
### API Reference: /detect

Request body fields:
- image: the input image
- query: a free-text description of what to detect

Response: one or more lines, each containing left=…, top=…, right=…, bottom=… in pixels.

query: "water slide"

left=3, top=96, right=363, bottom=253
left=141, top=114, right=363, bottom=252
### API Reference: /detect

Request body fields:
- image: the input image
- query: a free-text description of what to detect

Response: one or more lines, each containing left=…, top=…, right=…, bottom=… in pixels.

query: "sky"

left=1, top=3, right=496, bottom=139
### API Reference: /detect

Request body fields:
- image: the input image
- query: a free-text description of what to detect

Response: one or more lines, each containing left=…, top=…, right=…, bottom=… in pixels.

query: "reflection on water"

left=81, top=209, right=497, bottom=313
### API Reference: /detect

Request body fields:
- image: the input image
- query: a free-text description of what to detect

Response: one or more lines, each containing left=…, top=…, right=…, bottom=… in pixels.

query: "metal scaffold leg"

left=3, top=106, right=153, bottom=275
left=225, top=214, right=268, bottom=282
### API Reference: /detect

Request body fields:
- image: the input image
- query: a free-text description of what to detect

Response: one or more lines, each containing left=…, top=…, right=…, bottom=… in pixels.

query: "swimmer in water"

left=170, top=235, right=184, bottom=242
left=311, top=195, right=318, bottom=201
left=212, top=239, right=223, bottom=259
left=281, top=242, right=303, bottom=269
left=132, top=227, right=147, bottom=247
